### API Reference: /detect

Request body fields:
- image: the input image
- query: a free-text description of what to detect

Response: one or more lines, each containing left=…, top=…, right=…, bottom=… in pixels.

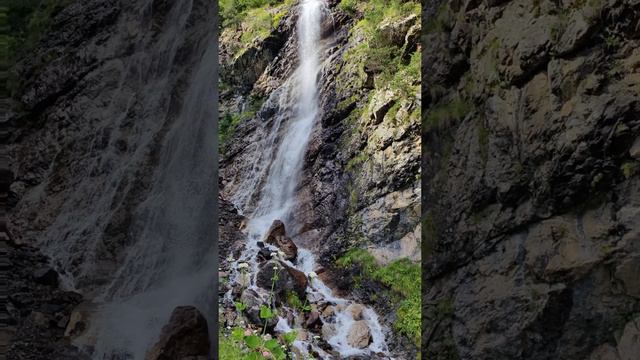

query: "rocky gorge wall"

left=5, top=0, right=217, bottom=357
left=422, top=0, right=640, bottom=359
left=218, top=0, right=422, bottom=357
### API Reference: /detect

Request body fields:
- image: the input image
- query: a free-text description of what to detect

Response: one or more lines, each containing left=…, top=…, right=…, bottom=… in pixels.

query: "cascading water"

left=66, top=1, right=218, bottom=359
left=225, top=0, right=391, bottom=358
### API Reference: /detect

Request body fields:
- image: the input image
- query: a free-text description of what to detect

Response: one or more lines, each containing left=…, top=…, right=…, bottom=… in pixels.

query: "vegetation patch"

left=219, top=96, right=265, bottom=149
left=336, top=248, right=421, bottom=347
left=220, top=0, right=294, bottom=58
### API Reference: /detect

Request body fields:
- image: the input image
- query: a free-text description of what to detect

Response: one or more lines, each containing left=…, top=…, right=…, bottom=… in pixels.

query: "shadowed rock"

left=145, top=306, right=209, bottom=360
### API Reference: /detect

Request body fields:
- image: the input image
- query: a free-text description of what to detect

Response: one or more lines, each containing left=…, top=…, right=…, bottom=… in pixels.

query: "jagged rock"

left=322, top=305, right=335, bottom=317
left=240, top=289, right=277, bottom=329
left=264, top=220, right=298, bottom=261
left=257, top=247, right=273, bottom=262
left=346, top=320, right=371, bottom=349
left=256, top=260, right=307, bottom=299
left=377, top=14, right=418, bottom=45
left=305, top=308, right=322, bottom=329
left=145, top=306, right=210, bottom=360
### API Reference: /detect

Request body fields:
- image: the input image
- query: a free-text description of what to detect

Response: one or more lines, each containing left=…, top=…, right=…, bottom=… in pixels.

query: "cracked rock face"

left=423, top=0, right=640, bottom=359
left=7, top=0, right=217, bottom=357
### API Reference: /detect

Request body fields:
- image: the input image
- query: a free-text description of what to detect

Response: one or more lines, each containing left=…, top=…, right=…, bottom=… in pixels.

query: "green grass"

left=336, top=248, right=421, bottom=346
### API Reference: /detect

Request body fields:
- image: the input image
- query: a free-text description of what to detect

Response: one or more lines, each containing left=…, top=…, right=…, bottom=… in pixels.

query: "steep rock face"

left=8, top=0, right=216, bottom=294
left=220, top=1, right=421, bottom=266
left=423, top=0, right=640, bottom=359
left=6, top=0, right=217, bottom=356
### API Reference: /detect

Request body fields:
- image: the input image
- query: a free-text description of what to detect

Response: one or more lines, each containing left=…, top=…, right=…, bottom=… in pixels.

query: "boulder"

left=346, top=304, right=365, bottom=321
left=305, top=309, right=322, bottom=329
left=346, top=320, right=371, bottom=349
left=256, top=260, right=307, bottom=300
left=264, top=220, right=298, bottom=261
left=145, top=306, right=210, bottom=360
left=239, top=289, right=276, bottom=329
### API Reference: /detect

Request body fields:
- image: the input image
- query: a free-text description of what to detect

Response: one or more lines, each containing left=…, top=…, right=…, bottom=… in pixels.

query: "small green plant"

left=235, top=301, right=247, bottom=312
left=223, top=263, right=301, bottom=360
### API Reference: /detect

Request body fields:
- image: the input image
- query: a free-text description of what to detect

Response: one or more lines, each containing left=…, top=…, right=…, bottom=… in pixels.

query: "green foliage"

left=259, top=304, right=274, bottom=320
left=235, top=301, right=247, bottom=312
left=371, top=258, right=421, bottom=345
left=395, top=292, right=421, bottom=346
left=338, top=0, right=358, bottom=16
left=219, top=96, right=265, bottom=149
left=221, top=263, right=298, bottom=360
left=220, top=330, right=254, bottom=360
left=335, top=249, right=421, bottom=346
left=339, top=0, right=420, bottom=88
left=239, top=7, right=275, bottom=46
left=2, top=0, right=71, bottom=97
left=220, top=0, right=280, bottom=27
left=346, top=152, right=369, bottom=171
left=282, top=330, right=298, bottom=346
left=336, top=248, right=377, bottom=273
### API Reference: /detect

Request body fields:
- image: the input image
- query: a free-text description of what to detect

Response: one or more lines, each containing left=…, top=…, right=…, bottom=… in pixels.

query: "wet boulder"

left=240, top=289, right=278, bottom=329
left=346, top=304, right=365, bottom=321
left=347, top=320, right=372, bottom=349
left=264, top=220, right=298, bottom=261
left=256, top=260, right=307, bottom=300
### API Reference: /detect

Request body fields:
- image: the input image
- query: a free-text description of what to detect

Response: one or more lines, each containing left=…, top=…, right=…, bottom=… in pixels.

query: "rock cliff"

left=423, top=0, right=640, bottom=359
left=218, top=0, right=421, bottom=357
left=5, top=0, right=217, bottom=357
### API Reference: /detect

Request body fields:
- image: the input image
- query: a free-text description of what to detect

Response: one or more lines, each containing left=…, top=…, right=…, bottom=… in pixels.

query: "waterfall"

left=226, top=0, right=391, bottom=358
left=75, top=1, right=218, bottom=358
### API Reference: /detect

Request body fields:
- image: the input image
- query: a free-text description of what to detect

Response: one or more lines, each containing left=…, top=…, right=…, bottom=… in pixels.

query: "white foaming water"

left=225, top=1, right=391, bottom=358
